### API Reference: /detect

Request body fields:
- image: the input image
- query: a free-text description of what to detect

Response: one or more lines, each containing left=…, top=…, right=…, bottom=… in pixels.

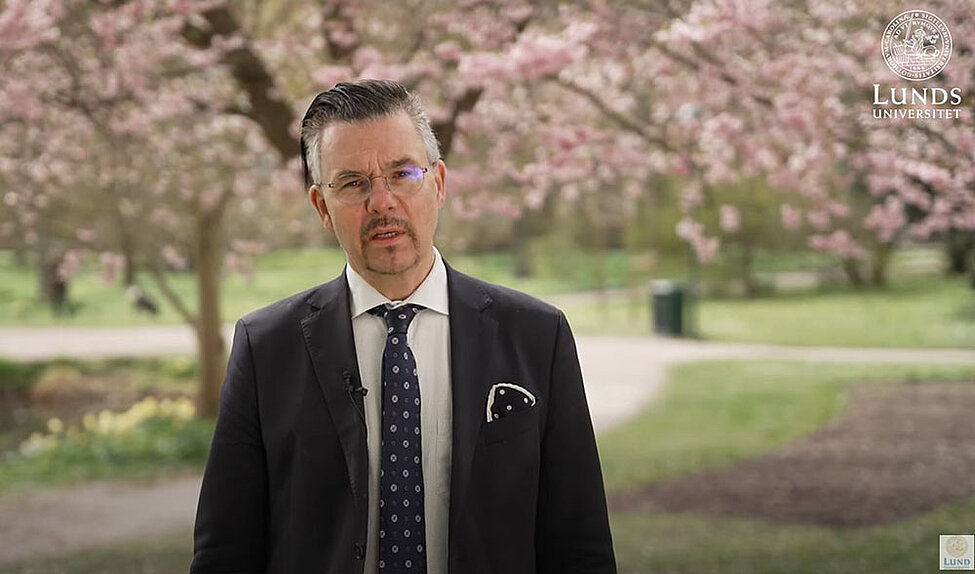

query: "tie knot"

left=369, top=304, right=422, bottom=335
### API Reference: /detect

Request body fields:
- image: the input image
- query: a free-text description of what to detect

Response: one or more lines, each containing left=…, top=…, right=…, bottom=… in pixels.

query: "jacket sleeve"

left=536, top=312, right=617, bottom=573
left=191, top=319, right=268, bottom=573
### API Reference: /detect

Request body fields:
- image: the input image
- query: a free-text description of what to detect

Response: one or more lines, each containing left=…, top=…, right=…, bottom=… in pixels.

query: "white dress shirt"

left=346, top=249, right=452, bottom=574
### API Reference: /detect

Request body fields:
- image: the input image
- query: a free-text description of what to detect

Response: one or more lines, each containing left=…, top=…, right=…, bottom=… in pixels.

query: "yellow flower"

left=97, top=410, right=116, bottom=434
left=46, top=418, right=64, bottom=434
left=19, top=431, right=56, bottom=457
left=175, top=399, right=196, bottom=420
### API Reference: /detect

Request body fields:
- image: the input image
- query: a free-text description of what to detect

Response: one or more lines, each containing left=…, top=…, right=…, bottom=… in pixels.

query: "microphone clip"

left=343, top=371, right=368, bottom=397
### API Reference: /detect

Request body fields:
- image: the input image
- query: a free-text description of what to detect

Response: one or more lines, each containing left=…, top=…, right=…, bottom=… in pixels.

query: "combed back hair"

left=299, top=79, right=441, bottom=188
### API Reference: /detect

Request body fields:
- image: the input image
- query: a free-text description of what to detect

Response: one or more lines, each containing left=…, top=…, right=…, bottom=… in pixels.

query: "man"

left=191, top=79, right=616, bottom=574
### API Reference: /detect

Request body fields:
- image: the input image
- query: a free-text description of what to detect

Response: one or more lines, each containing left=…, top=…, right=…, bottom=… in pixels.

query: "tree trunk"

left=593, top=222, right=608, bottom=311
left=969, top=248, right=975, bottom=290
left=194, top=212, right=226, bottom=418
left=119, top=227, right=138, bottom=286
left=35, top=233, right=50, bottom=302
left=741, top=242, right=758, bottom=298
left=869, top=242, right=894, bottom=286
left=946, top=229, right=974, bottom=275
left=34, top=236, right=70, bottom=314
left=840, top=258, right=865, bottom=287
left=511, top=214, right=534, bottom=278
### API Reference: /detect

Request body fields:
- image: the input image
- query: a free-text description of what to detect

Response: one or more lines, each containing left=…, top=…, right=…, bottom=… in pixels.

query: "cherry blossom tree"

left=446, top=0, right=974, bottom=286
left=3, top=0, right=973, bottom=416
left=0, top=0, right=290, bottom=415
left=0, top=0, right=542, bottom=414
left=583, top=0, right=974, bottom=285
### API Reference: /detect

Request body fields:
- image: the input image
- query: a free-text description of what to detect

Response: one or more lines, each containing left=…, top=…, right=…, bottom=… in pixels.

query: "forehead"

left=319, top=112, right=426, bottom=172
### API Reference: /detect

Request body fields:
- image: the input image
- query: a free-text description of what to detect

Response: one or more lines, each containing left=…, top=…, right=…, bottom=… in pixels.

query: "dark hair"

left=299, top=79, right=440, bottom=188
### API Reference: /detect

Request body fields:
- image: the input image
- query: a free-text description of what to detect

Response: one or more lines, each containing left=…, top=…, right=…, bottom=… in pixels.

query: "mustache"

left=360, top=216, right=416, bottom=241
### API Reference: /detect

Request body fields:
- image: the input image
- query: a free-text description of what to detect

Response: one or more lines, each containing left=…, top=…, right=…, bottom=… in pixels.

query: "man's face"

left=309, top=112, right=446, bottom=284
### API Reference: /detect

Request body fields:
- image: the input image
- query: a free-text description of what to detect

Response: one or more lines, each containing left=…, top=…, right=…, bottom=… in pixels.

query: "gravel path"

left=0, top=475, right=201, bottom=564
left=0, top=324, right=972, bottom=563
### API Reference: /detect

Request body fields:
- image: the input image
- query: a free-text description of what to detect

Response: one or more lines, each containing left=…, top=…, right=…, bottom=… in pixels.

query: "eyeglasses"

left=322, top=163, right=433, bottom=205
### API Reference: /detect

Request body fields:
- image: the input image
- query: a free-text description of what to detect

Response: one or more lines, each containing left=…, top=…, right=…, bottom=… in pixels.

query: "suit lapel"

left=299, top=273, right=368, bottom=508
left=445, top=265, right=498, bottom=535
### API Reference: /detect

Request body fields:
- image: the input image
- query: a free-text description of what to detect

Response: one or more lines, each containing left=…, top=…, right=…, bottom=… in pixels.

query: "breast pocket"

left=477, top=407, right=539, bottom=445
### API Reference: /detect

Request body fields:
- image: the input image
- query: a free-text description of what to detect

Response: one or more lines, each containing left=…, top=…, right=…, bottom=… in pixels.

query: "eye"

left=339, top=177, right=367, bottom=191
left=392, top=166, right=421, bottom=181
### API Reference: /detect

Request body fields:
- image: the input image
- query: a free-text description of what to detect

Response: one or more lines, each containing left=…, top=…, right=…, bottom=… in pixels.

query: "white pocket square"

left=486, top=382, right=536, bottom=423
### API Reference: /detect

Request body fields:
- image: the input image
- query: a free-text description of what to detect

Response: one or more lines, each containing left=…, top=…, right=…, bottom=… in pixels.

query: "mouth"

left=368, top=227, right=407, bottom=243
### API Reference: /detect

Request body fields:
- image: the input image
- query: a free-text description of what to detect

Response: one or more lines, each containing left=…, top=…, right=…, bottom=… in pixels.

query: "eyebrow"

left=331, top=157, right=420, bottom=180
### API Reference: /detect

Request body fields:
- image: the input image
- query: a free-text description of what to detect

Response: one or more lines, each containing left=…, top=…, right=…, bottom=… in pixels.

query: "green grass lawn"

left=0, top=248, right=352, bottom=326
left=597, top=361, right=975, bottom=490
left=697, top=275, right=975, bottom=348
left=1, top=246, right=666, bottom=325
left=3, top=361, right=973, bottom=573
left=601, top=361, right=975, bottom=573
left=560, top=275, right=975, bottom=347
left=1, top=247, right=971, bottom=348
left=611, top=498, right=975, bottom=574
left=700, top=278, right=975, bottom=347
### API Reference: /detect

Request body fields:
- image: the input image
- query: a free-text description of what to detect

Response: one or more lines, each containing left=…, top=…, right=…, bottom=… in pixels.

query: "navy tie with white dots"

left=369, top=304, right=426, bottom=573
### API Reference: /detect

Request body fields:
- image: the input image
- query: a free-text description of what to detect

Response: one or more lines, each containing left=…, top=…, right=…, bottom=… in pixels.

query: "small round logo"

left=945, top=536, right=969, bottom=558
left=882, top=10, right=952, bottom=81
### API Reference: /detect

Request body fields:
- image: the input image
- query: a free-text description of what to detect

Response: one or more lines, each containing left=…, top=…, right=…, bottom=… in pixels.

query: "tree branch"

left=148, top=261, right=199, bottom=330
left=556, top=78, right=673, bottom=151
left=432, top=87, right=483, bottom=159
left=182, top=5, right=298, bottom=161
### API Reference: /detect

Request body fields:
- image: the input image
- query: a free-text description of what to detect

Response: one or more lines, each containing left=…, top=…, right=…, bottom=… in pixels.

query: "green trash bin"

left=651, top=280, right=684, bottom=336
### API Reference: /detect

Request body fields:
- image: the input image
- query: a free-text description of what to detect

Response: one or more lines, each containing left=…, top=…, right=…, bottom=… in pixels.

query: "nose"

left=365, top=176, right=397, bottom=213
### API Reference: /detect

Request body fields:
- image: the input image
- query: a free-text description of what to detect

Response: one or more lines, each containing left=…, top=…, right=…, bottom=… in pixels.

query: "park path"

left=1, top=324, right=972, bottom=433
left=0, top=325, right=972, bottom=563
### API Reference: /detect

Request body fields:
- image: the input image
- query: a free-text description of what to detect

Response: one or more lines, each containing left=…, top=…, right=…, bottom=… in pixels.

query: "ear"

left=308, top=185, right=334, bottom=232
left=433, top=160, right=447, bottom=208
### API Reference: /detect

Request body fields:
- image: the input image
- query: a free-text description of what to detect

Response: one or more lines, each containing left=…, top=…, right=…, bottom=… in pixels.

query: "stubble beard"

left=360, top=216, right=422, bottom=276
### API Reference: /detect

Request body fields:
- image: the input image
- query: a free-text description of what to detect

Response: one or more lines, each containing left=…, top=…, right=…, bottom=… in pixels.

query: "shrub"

left=0, top=358, right=43, bottom=397
left=0, top=397, right=213, bottom=491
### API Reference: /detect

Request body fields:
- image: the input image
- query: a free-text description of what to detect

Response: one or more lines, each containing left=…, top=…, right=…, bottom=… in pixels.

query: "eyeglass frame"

left=317, top=161, right=437, bottom=204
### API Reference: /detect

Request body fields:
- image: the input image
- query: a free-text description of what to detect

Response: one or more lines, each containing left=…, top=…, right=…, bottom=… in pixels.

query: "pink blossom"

left=458, top=52, right=514, bottom=85
left=719, top=205, right=740, bottom=233
left=680, top=180, right=704, bottom=211
left=694, top=235, right=719, bottom=263
left=863, top=196, right=906, bottom=243
left=57, top=249, right=87, bottom=282
left=434, top=41, right=462, bottom=61
left=511, top=35, right=583, bottom=80
left=806, top=210, right=830, bottom=231
left=162, top=245, right=188, bottom=271
left=807, top=230, right=865, bottom=259
left=780, top=204, right=802, bottom=231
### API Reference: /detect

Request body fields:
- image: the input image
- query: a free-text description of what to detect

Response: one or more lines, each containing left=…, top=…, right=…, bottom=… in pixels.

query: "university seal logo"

left=947, top=536, right=970, bottom=559
left=941, top=534, right=975, bottom=570
left=882, top=10, right=952, bottom=81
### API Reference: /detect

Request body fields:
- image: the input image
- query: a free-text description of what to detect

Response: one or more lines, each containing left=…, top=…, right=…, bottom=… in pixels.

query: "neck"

left=357, top=252, right=436, bottom=301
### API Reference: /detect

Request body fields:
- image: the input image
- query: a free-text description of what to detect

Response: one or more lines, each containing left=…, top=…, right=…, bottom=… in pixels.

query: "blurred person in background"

left=191, top=79, right=615, bottom=574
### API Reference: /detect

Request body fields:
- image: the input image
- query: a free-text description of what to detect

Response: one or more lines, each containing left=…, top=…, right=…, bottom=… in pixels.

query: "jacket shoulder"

left=238, top=276, right=341, bottom=333
left=448, top=267, right=563, bottom=321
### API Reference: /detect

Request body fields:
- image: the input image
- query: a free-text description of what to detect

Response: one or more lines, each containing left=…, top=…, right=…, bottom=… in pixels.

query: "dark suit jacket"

left=191, top=264, right=616, bottom=573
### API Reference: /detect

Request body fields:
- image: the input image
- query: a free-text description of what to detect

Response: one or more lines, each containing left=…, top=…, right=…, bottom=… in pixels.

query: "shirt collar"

left=346, top=247, right=449, bottom=319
